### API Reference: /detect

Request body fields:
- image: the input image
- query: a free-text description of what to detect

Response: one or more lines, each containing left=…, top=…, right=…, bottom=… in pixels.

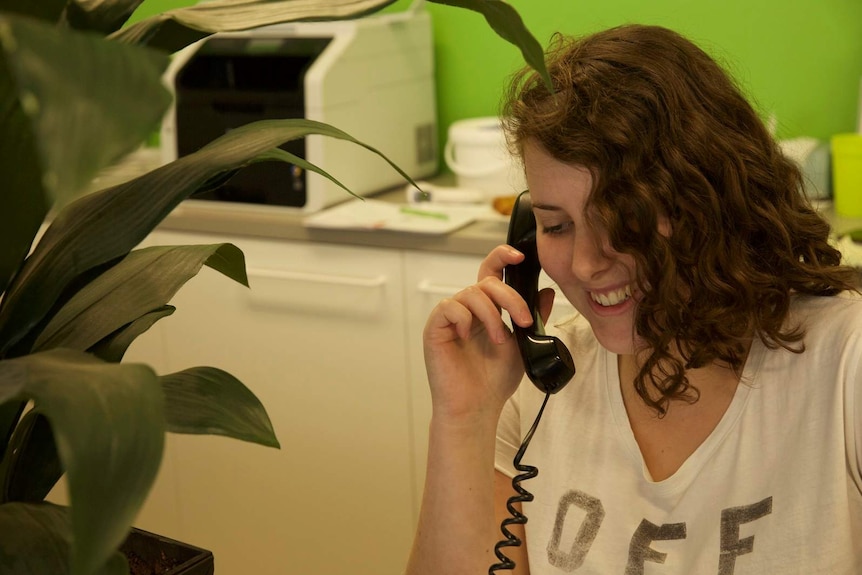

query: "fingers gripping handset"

left=503, top=191, right=576, bottom=394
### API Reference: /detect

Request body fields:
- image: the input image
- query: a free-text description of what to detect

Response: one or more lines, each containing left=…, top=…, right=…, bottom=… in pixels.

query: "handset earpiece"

left=503, top=191, right=576, bottom=394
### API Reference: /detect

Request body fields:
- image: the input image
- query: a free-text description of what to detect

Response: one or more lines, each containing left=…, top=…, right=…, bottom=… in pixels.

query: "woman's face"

left=523, top=140, right=640, bottom=355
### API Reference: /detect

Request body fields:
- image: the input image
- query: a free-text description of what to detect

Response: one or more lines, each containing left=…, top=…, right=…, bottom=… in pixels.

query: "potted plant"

left=0, top=1, right=551, bottom=574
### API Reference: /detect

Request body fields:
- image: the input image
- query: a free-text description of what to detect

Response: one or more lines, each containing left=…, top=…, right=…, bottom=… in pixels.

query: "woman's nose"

left=570, top=231, right=613, bottom=281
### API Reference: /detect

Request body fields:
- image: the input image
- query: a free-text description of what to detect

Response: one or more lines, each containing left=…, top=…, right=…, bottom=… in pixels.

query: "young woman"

left=406, top=24, right=862, bottom=574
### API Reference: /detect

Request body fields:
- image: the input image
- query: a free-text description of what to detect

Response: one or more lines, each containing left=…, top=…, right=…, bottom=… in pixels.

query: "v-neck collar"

left=605, top=339, right=765, bottom=495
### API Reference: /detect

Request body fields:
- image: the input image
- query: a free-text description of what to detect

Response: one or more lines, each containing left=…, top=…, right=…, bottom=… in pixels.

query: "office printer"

left=161, top=9, right=437, bottom=213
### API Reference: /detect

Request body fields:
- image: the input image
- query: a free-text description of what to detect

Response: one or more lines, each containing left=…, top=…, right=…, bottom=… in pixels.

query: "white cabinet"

left=134, top=230, right=414, bottom=575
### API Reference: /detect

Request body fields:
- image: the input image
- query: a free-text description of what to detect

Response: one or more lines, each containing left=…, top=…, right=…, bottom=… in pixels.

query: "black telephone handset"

left=489, top=191, right=577, bottom=574
left=503, top=191, right=576, bottom=394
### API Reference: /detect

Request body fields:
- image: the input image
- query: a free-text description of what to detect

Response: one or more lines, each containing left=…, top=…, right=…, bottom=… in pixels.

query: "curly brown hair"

left=502, top=24, right=859, bottom=415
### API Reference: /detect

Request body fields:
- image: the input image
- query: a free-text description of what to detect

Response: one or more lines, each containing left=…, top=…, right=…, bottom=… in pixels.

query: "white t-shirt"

left=495, top=293, right=862, bottom=574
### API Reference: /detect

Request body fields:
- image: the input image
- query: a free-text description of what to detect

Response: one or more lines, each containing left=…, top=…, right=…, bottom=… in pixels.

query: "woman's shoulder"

left=790, top=291, right=862, bottom=341
left=792, top=290, right=862, bottom=317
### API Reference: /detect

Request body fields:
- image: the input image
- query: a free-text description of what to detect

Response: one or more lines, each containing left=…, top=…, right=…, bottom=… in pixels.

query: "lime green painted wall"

left=134, top=0, right=862, bottom=147
left=426, top=0, right=862, bottom=144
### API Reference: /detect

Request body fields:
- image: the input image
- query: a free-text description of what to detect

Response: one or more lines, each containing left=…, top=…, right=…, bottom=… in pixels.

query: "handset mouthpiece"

left=517, top=331, right=575, bottom=394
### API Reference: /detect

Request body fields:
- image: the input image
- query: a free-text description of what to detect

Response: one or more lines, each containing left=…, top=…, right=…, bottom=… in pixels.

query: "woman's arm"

left=406, top=410, right=503, bottom=574
left=405, top=245, right=548, bottom=575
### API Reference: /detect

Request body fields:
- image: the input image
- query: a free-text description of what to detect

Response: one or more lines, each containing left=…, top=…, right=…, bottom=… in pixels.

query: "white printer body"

left=161, top=9, right=437, bottom=213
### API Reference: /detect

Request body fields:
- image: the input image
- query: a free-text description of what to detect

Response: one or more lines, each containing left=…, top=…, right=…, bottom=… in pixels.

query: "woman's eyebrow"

left=532, top=203, right=563, bottom=211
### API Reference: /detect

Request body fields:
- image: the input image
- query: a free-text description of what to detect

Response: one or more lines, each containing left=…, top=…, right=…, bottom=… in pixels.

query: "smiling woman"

left=410, top=22, right=862, bottom=575
left=504, top=25, right=858, bottom=414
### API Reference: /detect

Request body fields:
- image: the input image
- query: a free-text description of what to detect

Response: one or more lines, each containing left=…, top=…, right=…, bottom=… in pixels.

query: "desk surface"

left=159, top=186, right=510, bottom=256
left=157, top=193, right=862, bottom=260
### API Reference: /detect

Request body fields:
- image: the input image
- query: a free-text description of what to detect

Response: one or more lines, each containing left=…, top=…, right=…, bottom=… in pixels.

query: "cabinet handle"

left=416, top=280, right=465, bottom=297
left=247, top=267, right=387, bottom=288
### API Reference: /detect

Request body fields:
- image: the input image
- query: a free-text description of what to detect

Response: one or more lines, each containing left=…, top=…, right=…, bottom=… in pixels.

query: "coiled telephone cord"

left=488, top=391, right=552, bottom=574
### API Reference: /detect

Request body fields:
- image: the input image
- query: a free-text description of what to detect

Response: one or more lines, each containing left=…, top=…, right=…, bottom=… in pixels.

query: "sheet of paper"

left=303, top=198, right=492, bottom=235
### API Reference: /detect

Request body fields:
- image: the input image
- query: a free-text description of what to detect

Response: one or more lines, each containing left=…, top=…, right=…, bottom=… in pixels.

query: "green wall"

left=134, top=0, right=862, bottom=150
left=425, top=0, right=862, bottom=144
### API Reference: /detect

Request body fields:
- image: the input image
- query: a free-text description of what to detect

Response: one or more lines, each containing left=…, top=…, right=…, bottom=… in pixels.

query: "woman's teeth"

left=591, top=285, right=632, bottom=307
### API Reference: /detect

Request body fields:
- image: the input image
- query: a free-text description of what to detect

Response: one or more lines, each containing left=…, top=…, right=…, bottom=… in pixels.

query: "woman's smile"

left=589, top=284, right=633, bottom=307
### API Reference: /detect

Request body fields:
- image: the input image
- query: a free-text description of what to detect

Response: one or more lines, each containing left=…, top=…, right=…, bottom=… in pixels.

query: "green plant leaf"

left=63, top=0, right=147, bottom=35
left=0, top=25, right=49, bottom=296
left=0, top=13, right=170, bottom=294
left=429, top=0, right=553, bottom=91
left=0, top=0, right=68, bottom=24
left=0, top=13, right=171, bottom=208
left=0, top=501, right=71, bottom=574
left=0, top=501, right=129, bottom=575
left=88, top=305, right=176, bottom=364
left=161, top=367, right=280, bottom=448
left=0, top=118, right=413, bottom=356
left=0, top=349, right=164, bottom=575
left=33, top=244, right=247, bottom=353
left=107, top=0, right=553, bottom=97
left=110, top=0, right=399, bottom=51
left=257, top=147, right=359, bottom=198
left=0, top=411, right=61, bottom=503
left=0, top=0, right=147, bottom=35
left=0, top=401, right=25, bottom=464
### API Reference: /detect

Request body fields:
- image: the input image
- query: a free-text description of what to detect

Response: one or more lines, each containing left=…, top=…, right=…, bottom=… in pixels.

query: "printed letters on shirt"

left=546, top=490, right=773, bottom=574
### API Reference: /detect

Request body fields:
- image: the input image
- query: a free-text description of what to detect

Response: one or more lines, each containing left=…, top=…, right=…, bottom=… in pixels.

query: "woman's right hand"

left=422, top=244, right=555, bottom=423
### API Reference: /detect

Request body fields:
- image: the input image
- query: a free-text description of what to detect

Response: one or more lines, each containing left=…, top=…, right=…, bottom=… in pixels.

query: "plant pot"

left=121, top=528, right=214, bottom=575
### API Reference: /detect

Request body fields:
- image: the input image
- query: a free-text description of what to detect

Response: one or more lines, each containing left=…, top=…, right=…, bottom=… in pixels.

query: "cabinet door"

left=403, top=253, right=575, bottom=520
left=145, top=230, right=414, bottom=575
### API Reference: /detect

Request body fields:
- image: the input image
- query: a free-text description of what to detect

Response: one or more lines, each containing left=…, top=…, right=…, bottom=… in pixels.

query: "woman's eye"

left=540, top=222, right=572, bottom=235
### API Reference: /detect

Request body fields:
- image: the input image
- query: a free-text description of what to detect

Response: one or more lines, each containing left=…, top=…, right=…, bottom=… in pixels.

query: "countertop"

left=158, top=185, right=511, bottom=257
left=156, top=190, right=862, bottom=266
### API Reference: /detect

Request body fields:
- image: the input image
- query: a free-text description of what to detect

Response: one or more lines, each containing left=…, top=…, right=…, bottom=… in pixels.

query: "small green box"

left=832, top=133, right=862, bottom=217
